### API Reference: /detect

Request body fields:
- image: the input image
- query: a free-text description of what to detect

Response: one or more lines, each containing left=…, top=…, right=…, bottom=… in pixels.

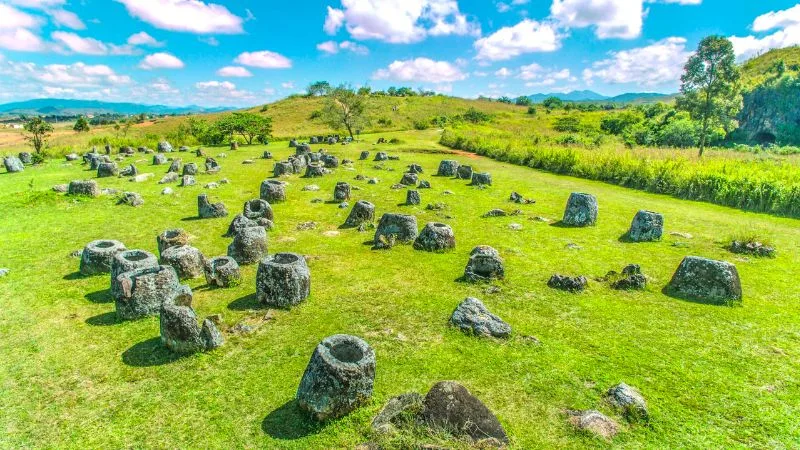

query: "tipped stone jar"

left=160, top=245, right=206, bottom=280
left=343, top=200, right=375, bottom=228
left=260, top=180, right=286, bottom=203
left=80, top=240, right=126, bottom=276
left=414, top=222, right=455, bottom=251
left=562, top=193, right=598, bottom=227
left=256, top=253, right=310, bottom=308
left=110, top=249, right=158, bottom=298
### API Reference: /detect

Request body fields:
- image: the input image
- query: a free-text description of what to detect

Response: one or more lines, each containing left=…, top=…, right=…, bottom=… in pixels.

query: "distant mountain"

left=0, top=98, right=234, bottom=116
left=528, top=90, right=672, bottom=104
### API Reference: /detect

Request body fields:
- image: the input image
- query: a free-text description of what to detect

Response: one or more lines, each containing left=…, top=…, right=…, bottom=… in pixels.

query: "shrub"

left=659, top=119, right=698, bottom=148
left=413, top=120, right=429, bottom=130
left=527, top=106, right=537, bottom=116
left=553, top=116, right=581, bottom=133
left=309, top=110, right=322, bottom=120
left=461, top=108, right=492, bottom=124
left=377, top=117, right=393, bottom=126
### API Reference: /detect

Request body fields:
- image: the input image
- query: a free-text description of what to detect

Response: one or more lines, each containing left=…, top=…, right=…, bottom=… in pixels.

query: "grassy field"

left=1, top=129, right=799, bottom=448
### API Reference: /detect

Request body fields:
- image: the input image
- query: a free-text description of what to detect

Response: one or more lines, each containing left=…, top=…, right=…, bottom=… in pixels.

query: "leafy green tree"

left=497, top=96, right=513, bottom=104
left=600, top=111, right=643, bottom=135
left=216, top=112, right=272, bottom=145
left=677, top=35, right=742, bottom=156
left=461, top=107, right=492, bottom=124
left=73, top=116, right=90, bottom=133
left=515, top=96, right=533, bottom=106
left=24, top=117, right=53, bottom=153
left=542, top=96, right=563, bottom=110
left=658, top=119, right=699, bottom=148
left=321, top=84, right=369, bottom=139
left=306, top=81, right=331, bottom=97
left=527, top=106, right=537, bottom=115
left=357, top=86, right=372, bottom=96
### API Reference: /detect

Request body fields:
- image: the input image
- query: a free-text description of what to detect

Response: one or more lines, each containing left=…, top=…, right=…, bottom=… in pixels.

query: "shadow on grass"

left=180, top=216, right=203, bottom=222
left=228, top=293, right=262, bottom=311
left=85, top=311, right=119, bottom=326
left=261, top=400, right=323, bottom=440
left=85, top=289, right=112, bottom=304
left=550, top=220, right=583, bottom=229
left=660, top=285, right=740, bottom=307
left=618, top=232, right=635, bottom=243
left=122, top=337, right=182, bottom=367
left=63, top=271, right=84, bottom=280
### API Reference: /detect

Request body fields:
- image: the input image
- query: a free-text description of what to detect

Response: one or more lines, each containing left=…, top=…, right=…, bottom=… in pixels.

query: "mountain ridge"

left=0, top=98, right=235, bottom=116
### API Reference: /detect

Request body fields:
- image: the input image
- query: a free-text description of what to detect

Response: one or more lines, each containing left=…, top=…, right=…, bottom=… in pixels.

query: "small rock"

left=159, top=172, right=178, bottom=184
left=302, top=184, right=320, bottom=192
left=508, top=223, right=523, bottom=231
left=450, top=297, right=511, bottom=338
left=606, top=383, right=649, bottom=423
left=371, top=393, right=424, bottom=434
left=568, top=410, right=618, bottom=440
left=117, top=192, right=144, bottom=207
left=161, top=187, right=174, bottom=195
left=131, top=173, right=153, bottom=183
left=483, top=209, right=506, bottom=218
left=548, top=274, right=587, bottom=292
left=297, top=221, right=318, bottom=231
left=53, top=184, right=68, bottom=193
left=0, top=268, right=9, bottom=277
left=421, top=381, right=508, bottom=443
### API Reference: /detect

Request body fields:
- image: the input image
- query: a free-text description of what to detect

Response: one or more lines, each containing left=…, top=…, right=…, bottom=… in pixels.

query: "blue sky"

left=0, top=0, right=799, bottom=107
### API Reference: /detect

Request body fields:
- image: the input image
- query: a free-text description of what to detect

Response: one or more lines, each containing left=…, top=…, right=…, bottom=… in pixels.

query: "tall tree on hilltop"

left=677, top=35, right=742, bottom=157
left=306, top=81, right=331, bottom=97
left=24, top=117, right=53, bottom=154
left=321, top=84, right=369, bottom=139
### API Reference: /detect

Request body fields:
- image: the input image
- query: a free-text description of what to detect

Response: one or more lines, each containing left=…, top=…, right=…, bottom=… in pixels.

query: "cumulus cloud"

left=0, top=28, right=46, bottom=52
left=2, top=60, right=131, bottom=88
left=116, top=0, right=245, bottom=34
left=551, top=0, right=643, bottom=40
left=373, top=57, right=467, bottom=83
left=731, top=5, right=800, bottom=60
left=47, top=9, right=85, bottom=30
left=474, top=19, right=562, bottom=61
left=194, top=80, right=256, bottom=105
left=234, top=50, right=292, bottom=69
left=494, top=67, right=512, bottom=78
left=128, top=31, right=163, bottom=47
left=0, top=4, right=43, bottom=30
left=583, top=37, right=692, bottom=86
left=139, top=52, right=185, bottom=70
left=323, top=0, right=479, bottom=44
left=316, top=40, right=369, bottom=55
left=216, top=66, right=253, bottom=77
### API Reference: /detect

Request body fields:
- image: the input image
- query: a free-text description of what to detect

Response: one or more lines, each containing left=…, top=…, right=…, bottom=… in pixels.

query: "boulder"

left=406, top=190, right=421, bottom=205
left=153, top=154, right=167, bottom=165
left=374, top=152, right=388, bottom=161
left=610, top=264, right=647, bottom=290
left=400, top=172, right=418, bottom=186
left=157, top=229, right=189, bottom=256
left=180, top=175, right=196, bottom=187
left=66, top=153, right=80, bottom=161
left=568, top=410, right=618, bottom=440
left=80, top=239, right=126, bottom=276
left=110, top=250, right=158, bottom=299
left=18, top=152, right=32, bottom=164
left=205, top=157, right=220, bottom=172
left=420, top=381, right=508, bottom=443
left=167, top=158, right=182, bottom=174
left=179, top=146, right=190, bottom=152
left=464, top=246, right=504, bottom=282
left=374, top=213, right=418, bottom=247
left=4, top=156, right=24, bottom=173
left=160, top=245, right=206, bottom=280
left=230, top=141, right=239, bottom=151
left=290, top=155, right=307, bottom=173
left=471, top=172, right=492, bottom=186
left=114, top=265, right=181, bottom=320
left=305, top=163, right=326, bottom=178
left=204, top=256, right=241, bottom=288
left=260, top=180, right=286, bottom=203
left=256, top=252, right=310, bottom=307
left=408, top=163, right=423, bottom=174
left=562, top=193, right=598, bottom=227
left=157, top=141, right=173, bottom=153
left=666, top=256, right=742, bottom=305
left=119, top=164, right=137, bottom=177
left=262, top=151, right=273, bottom=159
left=414, top=222, right=455, bottom=252
left=450, top=297, right=511, bottom=338
left=227, top=226, right=268, bottom=265
left=97, top=162, right=118, bottom=178
left=359, top=151, right=370, bottom=160
left=548, top=274, right=588, bottom=292
left=323, top=155, right=339, bottom=168
left=225, top=214, right=265, bottom=237
left=159, top=172, right=178, bottom=184
left=456, top=165, right=473, bottom=180
left=182, top=162, right=198, bottom=176
left=437, top=160, right=460, bottom=177
left=117, top=192, right=144, bottom=207
left=371, top=392, right=424, bottom=434
left=52, top=184, right=68, bottom=193
left=730, top=240, right=776, bottom=257
left=343, top=200, right=375, bottom=228
left=160, top=300, right=223, bottom=354
left=289, top=139, right=298, bottom=148
left=333, top=182, right=351, bottom=202
left=243, top=198, right=274, bottom=222
left=628, top=210, right=664, bottom=242
left=296, top=334, right=375, bottom=421
left=418, top=180, right=431, bottom=189
left=198, top=193, right=228, bottom=218
left=274, top=161, right=294, bottom=177
left=68, top=180, right=100, bottom=197
left=606, top=383, right=649, bottom=423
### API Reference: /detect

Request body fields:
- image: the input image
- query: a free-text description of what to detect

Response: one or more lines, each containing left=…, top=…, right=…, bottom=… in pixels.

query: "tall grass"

left=441, top=127, right=800, bottom=218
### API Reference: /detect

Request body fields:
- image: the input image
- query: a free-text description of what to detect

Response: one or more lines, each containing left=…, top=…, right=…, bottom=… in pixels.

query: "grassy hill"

left=741, top=46, right=800, bottom=89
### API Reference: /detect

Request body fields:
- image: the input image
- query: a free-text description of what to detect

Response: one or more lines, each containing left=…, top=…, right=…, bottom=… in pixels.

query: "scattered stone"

left=168, top=158, right=182, bottom=174
left=323, top=155, right=339, bottom=168
left=153, top=154, right=167, bottom=165
left=304, top=162, right=326, bottom=178
left=227, top=226, right=268, bottom=265
left=274, top=161, right=294, bottom=177
left=421, top=381, right=508, bottom=443
left=100, top=188, right=119, bottom=196
left=417, top=180, right=431, bottom=189
left=400, top=172, right=419, bottom=186
left=204, top=256, right=242, bottom=288
left=302, top=184, right=320, bottom=192
left=374, top=152, right=388, bottom=161
left=119, top=164, right=138, bottom=177
left=160, top=299, right=224, bottom=354
left=160, top=245, right=206, bottom=280
left=391, top=183, right=406, bottom=190
left=471, top=173, right=492, bottom=186
left=230, top=141, right=239, bottom=151
left=114, top=265, right=182, bottom=320
left=180, top=175, right=196, bottom=187
left=204, top=182, right=219, bottom=189
left=450, top=297, right=511, bottom=338
left=368, top=178, right=379, bottom=185
left=610, top=264, right=647, bottom=290
left=388, top=156, right=400, bottom=161
left=97, top=162, right=118, bottom=178
left=289, top=139, right=298, bottom=148
left=606, top=383, right=649, bottom=423
left=159, top=172, right=178, bottom=184
left=130, top=173, right=152, bottom=183
left=670, top=231, right=693, bottom=239
left=414, top=222, right=455, bottom=252
left=3, top=156, right=24, bottom=173
left=334, top=182, right=351, bottom=202
left=262, top=151, right=273, bottom=159
left=161, top=187, right=174, bottom=195
left=338, top=202, right=349, bottom=209
left=52, top=184, right=68, bottom=193
left=548, top=274, right=588, bottom=292
left=562, top=193, right=598, bottom=227
left=426, top=202, right=447, bottom=211
left=568, top=410, right=619, bottom=440
left=157, top=229, right=189, bottom=256
left=464, top=246, right=504, bottom=282
left=666, top=256, right=742, bottom=305
left=510, top=192, right=534, bottom=204
left=566, top=243, right=581, bottom=250
left=66, top=153, right=80, bottom=161
left=360, top=150, right=370, bottom=160
left=344, top=200, right=376, bottom=228
left=205, top=157, right=220, bottom=172
left=508, top=223, right=523, bottom=231
left=374, top=213, right=418, bottom=247
left=17, top=153, right=31, bottom=165
left=483, top=209, right=507, bottom=218
left=117, top=192, right=144, bottom=207
left=456, top=165, right=473, bottom=180
left=408, top=163, right=424, bottom=174
left=371, top=393, right=424, bottom=434
left=198, top=193, right=228, bottom=218
left=730, top=240, right=776, bottom=258
left=297, top=221, right=317, bottom=231
left=157, top=141, right=173, bottom=153
left=219, top=178, right=230, bottom=184
left=296, top=334, right=375, bottom=421
left=179, top=146, right=190, bottom=152
left=0, top=268, right=8, bottom=277
left=110, top=250, right=159, bottom=299
left=257, top=253, right=310, bottom=308
left=437, top=160, right=460, bottom=177
left=80, top=240, right=126, bottom=276
left=628, top=210, right=664, bottom=242
left=261, top=179, right=286, bottom=203
left=406, top=190, right=421, bottom=205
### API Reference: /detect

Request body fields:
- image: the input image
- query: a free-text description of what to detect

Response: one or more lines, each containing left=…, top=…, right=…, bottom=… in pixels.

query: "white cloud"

left=317, top=40, right=369, bottom=55
left=0, top=28, right=46, bottom=52
left=373, top=57, right=467, bottom=83
left=323, top=0, right=479, bottom=44
left=495, top=67, right=512, bottom=78
left=234, top=50, right=292, bottom=69
left=51, top=32, right=108, bottom=55
left=116, top=0, right=245, bottom=34
left=752, top=4, right=800, bottom=32
left=474, top=19, right=562, bottom=61
left=128, top=31, right=163, bottom=47
left=194, top=80, right=255, bottom=104
left=199, top=36, right=219, bottom=46
left=281, top=81, right=295, bottom=89
left=0, top=4, right=42, bottom=30
left=583, top=37, right=691, bottom=86
left=551, top=0, right=643, bottom=40
left=217, top=66, right=253, bottom=77
left=2, top=61, right=131, bottom=88
left=139, top=52, right=185, bottom=70
left=730, top=5, right=800, bottom=60
left=48, top=9, right=85, bottom=30
left=317, top=41, right=339, bottom=54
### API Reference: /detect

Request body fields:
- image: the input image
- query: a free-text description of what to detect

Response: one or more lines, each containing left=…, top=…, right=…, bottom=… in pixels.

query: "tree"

left=497, top=96, right=513, bottom=104
left=321, top=84, right=369, bottom=139
left=73, top=116, right=90, bottom=133
left=357, top=86, right=372, bottom=96
left=515, top=96, right=533, bottom=107
left=542, top=96, right=563, bottom=110
left=216, top=112, right=272, bottom=145
left=676, top=35, right=742, bottom=156
left=24, top=117, right=53, bottom=154
left=306, top=81, right=331, bottom=97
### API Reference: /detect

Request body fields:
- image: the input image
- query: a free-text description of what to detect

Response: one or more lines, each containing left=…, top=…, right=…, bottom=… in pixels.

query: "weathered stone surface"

left=159, top=172, right=178, bottom=184
left=408, top=163, right=423, bottom=174
left=414, top=222, right=455, bottom=251
left=114, top=265, right=181, bottom=320
left=117, top=191, right=144, bottom=207
left=471, top=172, right=492, bottom=186
left=421, top=381, right=508, bottom=443
left=227, top=226, right=268, bottom=265
left=167, top=158, right=182, bottom=174
left=360, top=151, right=370, bottom=160
left=274, top=161, right=294, bottom=177
left=562, top=193, right=598, bottom=227
left=119, top=164, right=137, bottom=177
left=18, top=152, right=32, bottom=164
left=437, top=160, right=460, bottom=177
left=610, top=264, right=647, bottom=290
left=230, top=141, right=239, bottom=151
left=606, top=383, right=649, bottom=423
left=289, top=155, right=307, bottom=173
left=204, top=256, right=241, bottom=288
left=456, top=165, right=473, bottom=180
left=305, top=163, right=326, bottom=178
left=296, top=334, right=375, bottom=421
left=68, top=180, right=100, bottom=197
left=157, top=141, right=173, bottom=153
left=4, top=156, right=24, bottom=173
left=483, top=209, right=507, bottom=218
left=260, top=180, right=286, bottom=203
left=548, top=274, right=588, bottom=292
left=666, top=256, right=742, bottom=305
left=243, top=198, right=274, bottom=222
left=205, top=157, right=220, bottom=172
left=256, top=252, right=310, bottom=307
left=80, top=240, right=126, bottom=276
left=323, top=155, right=339, bottom=168
left=371, top=392, right=424, bottom=434
left=343, top=200, right=375, bottom=228
left=730, top=240, right=776, bottom=257
left=289, top=139, right=298, bottom=148
left=153, top=154, right=167, bottom=165
left=157, top=229, right=189, bottom=256
left=568, top=410, right=618, bottom=440
left=182, top=162, right=198, bottom=176
left=180, top=175, right=196, bottom=187
left=450, top=297, right=511, bottom=338
left=400, top=172, right=419, bottom=186
left=374, top=152, right=388, bottom=161
left=131, top=173, right=153, bottom=183
left=406, top=190, right=421, bottom=205
left=374, top=213, right=418, bottom=247
left=160, top=300, right=224, bottom=354
left=198, top=193, right=228, bottom=218
left=464, top=246, right=504, bottom=282
left=628, top=210, right=663, bottom=242
left=160, top=245, right=206, bottom=280
left=418, top=180, right=431, bottom=189
left=97, top=162, right=118, bottom=178
left=333, top=182, right=351, bottom=202
left=66, top=153, right=80, bottom=161
left=110, top=250, right=158, bottom=299
left=53, top=184, right=68, bottom=193
left=262, top=151, right=273, bottom=159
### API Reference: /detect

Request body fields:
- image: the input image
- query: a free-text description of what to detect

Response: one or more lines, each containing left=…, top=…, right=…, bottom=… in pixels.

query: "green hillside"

left=741, top=46, right=800, bottom=89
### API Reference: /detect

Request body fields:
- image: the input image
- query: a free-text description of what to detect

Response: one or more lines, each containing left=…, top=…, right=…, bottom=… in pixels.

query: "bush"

left=413, top=120, right=429, bottom=130
left=377, top=117, right=393, bottom=126
left=659, top=119, right=698, bottom=148
left=309, top=110, right=322, bottom=120
left=461, top=108, right=492, bottom=124
left=600, top=111, right=643, bottom=135
left=527, top=106, right=537, bottom=116
left=553, top=116, right=581, bottom=133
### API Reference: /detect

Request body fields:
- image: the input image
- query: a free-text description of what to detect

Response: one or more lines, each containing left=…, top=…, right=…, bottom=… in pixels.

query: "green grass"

left=1, top=129, right=800, bottom=448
